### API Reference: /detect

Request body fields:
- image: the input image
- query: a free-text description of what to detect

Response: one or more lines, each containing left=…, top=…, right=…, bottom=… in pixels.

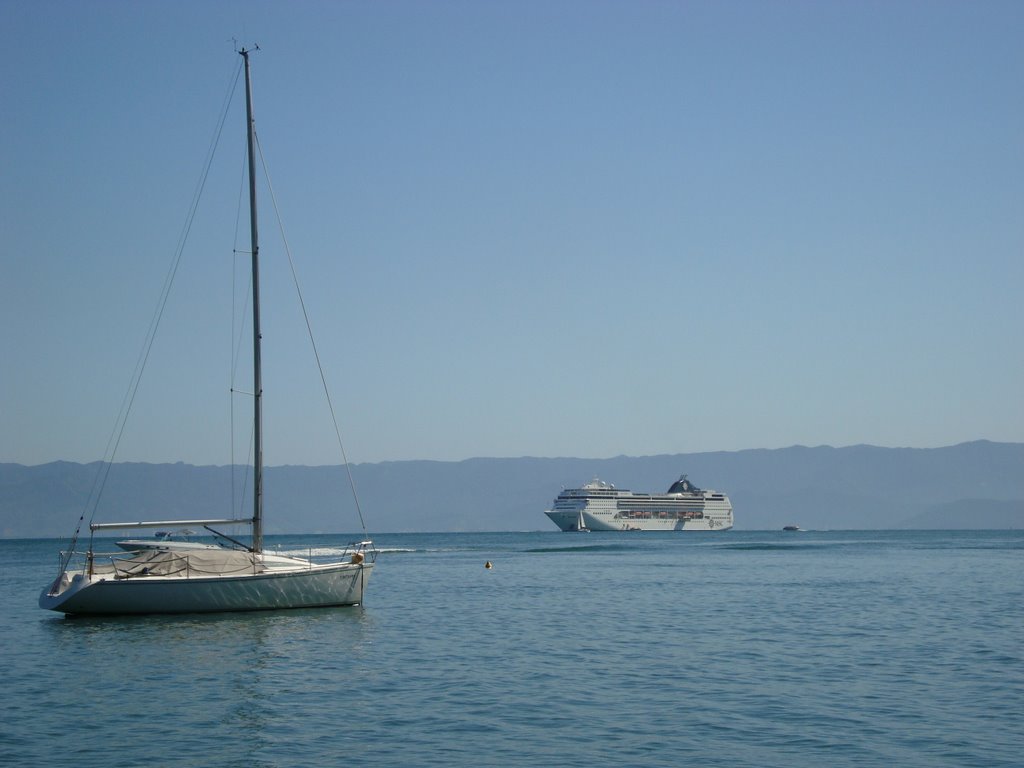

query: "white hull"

left=545, top=509, right=727, bottom=532
left=40, top=558, right=373, bottom=616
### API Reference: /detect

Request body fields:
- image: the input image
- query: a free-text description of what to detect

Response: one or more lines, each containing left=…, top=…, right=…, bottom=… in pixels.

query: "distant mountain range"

left=2, top=441, right=1022, bottom=538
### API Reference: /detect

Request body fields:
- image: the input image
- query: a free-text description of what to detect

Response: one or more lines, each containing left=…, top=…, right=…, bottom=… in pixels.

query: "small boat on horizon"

left=571, top=510, right=590, bottom=532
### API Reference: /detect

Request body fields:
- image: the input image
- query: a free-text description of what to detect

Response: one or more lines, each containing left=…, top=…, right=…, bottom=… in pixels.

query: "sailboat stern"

left=39, top=570, right=93, bottom=613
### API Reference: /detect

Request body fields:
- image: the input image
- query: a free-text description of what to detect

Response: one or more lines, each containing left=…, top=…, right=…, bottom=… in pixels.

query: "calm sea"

left=2, top=530, right=1021, bottom=767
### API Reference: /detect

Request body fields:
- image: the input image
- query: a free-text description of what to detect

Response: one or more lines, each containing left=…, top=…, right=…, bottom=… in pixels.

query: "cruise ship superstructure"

left=545, top=475, right=733, bottom=532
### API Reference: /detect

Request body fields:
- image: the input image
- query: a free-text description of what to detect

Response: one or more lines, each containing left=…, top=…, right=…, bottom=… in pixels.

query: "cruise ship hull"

left=545, top=509, right=728, bottom=532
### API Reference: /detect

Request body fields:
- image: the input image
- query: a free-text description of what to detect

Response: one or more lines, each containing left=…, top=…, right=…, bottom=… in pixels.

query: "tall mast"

left=241, top=48, right=263, bottom=553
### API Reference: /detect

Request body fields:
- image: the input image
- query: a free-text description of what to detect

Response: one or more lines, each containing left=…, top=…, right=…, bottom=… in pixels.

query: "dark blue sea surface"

left=2, top=530, right=1021, bottom=767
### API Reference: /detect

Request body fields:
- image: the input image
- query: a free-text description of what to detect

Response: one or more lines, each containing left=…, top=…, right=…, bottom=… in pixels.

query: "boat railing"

left=57, top=539, right=376, bottom=581
left=58, top=548, right=265, bottom=579
left=111, top=551, right=190, bottom=579
left=351, top=540, right=377, bottom=564
left=118, top=550, right=264, bottom=578
left=296, top=540, right=376, bottom=566
left=57, top=548, right=128, bottom=577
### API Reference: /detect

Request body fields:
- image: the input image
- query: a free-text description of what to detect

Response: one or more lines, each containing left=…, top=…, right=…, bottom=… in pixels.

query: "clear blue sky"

left=2, top=0, right=1022, bottom=466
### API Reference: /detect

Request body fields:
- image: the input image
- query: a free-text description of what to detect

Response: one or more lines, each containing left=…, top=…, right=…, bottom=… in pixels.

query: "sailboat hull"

left=39, top=561, right=373, bottom=616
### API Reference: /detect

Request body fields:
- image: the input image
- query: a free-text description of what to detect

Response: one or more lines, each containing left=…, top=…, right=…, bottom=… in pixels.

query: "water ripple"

left=3, top=530, right=1022, bottom=767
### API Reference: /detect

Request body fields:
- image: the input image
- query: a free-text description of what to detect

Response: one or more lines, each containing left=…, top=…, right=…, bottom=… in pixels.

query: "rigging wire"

left=58, top=59, right=244, bottom=570
left=255, top=132, right=370, bottom=538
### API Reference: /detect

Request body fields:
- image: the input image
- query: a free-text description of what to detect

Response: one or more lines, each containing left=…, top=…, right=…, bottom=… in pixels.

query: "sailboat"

left=573, top=510, right=590, bottom=532
left=39, top=50, right=374, bottom=616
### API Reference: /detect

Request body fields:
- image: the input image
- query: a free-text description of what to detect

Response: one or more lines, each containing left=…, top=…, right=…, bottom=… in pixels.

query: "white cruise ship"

left=545, top=475, right=733, bottom=532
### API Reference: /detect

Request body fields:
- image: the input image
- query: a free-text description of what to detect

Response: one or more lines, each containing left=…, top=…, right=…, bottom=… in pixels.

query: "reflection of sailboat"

left=39, top=50, right=374, bottom=615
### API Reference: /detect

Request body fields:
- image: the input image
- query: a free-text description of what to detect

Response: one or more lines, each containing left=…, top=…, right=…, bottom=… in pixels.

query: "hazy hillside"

left=2, top=441, right=1022, bottom=538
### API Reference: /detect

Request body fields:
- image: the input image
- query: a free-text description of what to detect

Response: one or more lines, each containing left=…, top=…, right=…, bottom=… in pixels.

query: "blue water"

left=2, top=530, right=1021, bottom=767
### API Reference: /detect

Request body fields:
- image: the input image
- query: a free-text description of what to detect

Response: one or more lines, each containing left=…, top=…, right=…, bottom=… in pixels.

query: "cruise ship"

left=545, top=475, right=733, bottom=532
